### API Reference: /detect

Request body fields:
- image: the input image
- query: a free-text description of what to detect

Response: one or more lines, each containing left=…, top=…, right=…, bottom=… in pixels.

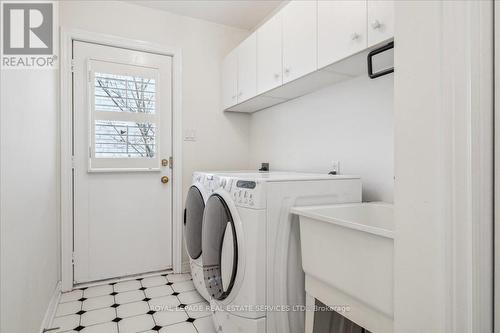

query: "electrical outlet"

left=331, top=161, right=340, bottom=175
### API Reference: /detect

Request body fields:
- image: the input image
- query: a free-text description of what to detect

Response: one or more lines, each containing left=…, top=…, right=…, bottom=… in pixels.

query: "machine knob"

left=371, top=20, right=382, bottom=29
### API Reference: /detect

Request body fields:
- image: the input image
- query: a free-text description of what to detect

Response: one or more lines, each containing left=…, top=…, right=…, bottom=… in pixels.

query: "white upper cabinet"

left=367, top=0, right=394, bottom=46
left=318, top=1, right=367, bottom=69
left=237, top=32, right=257, bottom=103
left=282, top=0, right=318, bottom=84
left=222, top=49, right=238, bottom=110
left=257, top=12, right=283, bottom=95
left=221, top=0, right=394, bottom=112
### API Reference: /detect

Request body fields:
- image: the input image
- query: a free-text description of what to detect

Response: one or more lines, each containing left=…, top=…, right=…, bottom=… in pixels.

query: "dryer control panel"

left=193, top=172, right=219, bottom=193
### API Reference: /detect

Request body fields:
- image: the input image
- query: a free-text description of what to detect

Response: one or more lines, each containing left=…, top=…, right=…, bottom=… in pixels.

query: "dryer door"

left=202, top=194, right=238, bottom=300
left=184, top=185, right=205, bottom=260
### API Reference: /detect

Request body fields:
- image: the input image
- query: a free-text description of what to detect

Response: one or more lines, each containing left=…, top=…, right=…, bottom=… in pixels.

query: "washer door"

left=202, top=194, right=238, bottom=300
left=184, top=185, right=205, bottom=260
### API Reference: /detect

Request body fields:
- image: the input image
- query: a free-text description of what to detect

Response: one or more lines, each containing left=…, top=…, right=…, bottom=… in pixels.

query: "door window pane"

left=89, top=59, right=161, bottom=171
left=95, top=72, right=156, bottom=114
left=95, top=120, right=156, bottom=158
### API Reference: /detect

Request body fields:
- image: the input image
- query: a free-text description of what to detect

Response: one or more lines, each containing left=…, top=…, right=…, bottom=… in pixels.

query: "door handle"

left=161, top=176, right=169, bottom=184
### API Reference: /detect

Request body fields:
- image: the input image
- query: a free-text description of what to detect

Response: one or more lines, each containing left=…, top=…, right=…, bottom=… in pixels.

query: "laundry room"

left=0, top=1, right=495, bottom=333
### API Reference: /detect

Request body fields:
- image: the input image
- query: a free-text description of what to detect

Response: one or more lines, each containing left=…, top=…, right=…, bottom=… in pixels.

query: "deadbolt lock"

left=161, top=159, right=169, bottom=167
left=161, top=176, right=169, bottom=184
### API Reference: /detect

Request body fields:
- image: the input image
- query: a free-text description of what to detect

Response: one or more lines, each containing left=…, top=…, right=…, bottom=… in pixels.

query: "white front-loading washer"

left=201, top=172, right=362, bottom=333
left=185, top=171, right=260, bottom=301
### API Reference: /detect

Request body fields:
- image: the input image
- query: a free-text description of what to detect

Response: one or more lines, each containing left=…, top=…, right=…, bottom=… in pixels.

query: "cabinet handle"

left=371, top=20, right=382, bottom=30
left=351, top=33, right=360, bottom=40
left=238, top=92, right=243, bottom=97
left=232, top=95, right=236, bottom=99
left=274, top=73, right=280, bottom=79
left=284, top=68, right=290, bottom=75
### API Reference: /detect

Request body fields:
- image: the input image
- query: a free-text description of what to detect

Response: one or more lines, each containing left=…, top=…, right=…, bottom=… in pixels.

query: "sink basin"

left=291, top=202, right=394, bottom=333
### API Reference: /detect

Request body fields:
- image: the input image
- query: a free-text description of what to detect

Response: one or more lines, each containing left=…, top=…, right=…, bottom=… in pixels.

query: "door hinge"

left=89, top=147, right=92, bottom=158
left=169, top=156, right=173, bottom=169
left=70, top=59, right=75, bottom=72
left=71, top=252, right=75, bottom=264
left=71, top=156, right=75, bottom=169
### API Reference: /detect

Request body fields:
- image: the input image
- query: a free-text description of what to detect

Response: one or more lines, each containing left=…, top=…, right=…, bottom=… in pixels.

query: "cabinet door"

left=257, top=12, right=283, bottom=95
left=367, top=0, right=394, bottom=46
left=237, top=32, right=257, bottom=103
left=318, top=0, right=367, bottom=69
left=282, top=0, right=317, bottom=84
left=222, top=49, right=238, bottom=110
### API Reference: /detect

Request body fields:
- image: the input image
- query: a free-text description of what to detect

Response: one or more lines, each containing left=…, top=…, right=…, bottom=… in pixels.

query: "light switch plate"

left=184, top=129, right=197, bottom=141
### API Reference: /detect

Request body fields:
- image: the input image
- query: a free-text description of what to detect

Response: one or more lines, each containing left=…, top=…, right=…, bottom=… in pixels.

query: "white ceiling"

left=130, top=0, right=285, bottom=30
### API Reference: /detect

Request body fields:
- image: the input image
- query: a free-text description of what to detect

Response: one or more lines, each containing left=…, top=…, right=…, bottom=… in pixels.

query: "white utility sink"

left=291, top=202, right=394, bottom=333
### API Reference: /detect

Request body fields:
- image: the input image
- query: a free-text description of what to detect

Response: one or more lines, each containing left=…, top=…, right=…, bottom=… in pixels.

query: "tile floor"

left=51, top=273, right=215, bottom=333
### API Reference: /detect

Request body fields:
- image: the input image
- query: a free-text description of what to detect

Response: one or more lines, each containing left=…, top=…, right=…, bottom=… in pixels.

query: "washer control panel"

left=230, top=179, right=265, bottom=209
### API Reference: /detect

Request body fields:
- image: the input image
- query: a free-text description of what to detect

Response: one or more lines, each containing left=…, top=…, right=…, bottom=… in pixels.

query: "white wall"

left=394, top=1, right=493, bottom=332
left=59, top=1, right=251, bottom=265
left=0, top=70, right=60, bottom=332
left=59, top=0, right=250, bottom=197
left=249, top=74, right=394, bottom=202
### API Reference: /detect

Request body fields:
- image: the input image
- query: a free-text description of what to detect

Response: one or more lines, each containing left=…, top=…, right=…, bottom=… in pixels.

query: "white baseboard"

left=39, top=281, right=61, bottom=333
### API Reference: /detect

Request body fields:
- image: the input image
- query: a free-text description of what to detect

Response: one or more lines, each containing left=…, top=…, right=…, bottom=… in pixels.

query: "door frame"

left=59, top=28, right=183, bottom=292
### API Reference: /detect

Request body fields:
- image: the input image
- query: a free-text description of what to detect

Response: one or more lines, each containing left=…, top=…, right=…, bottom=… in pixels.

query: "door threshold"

left=73, top=269, right=174, bottom=290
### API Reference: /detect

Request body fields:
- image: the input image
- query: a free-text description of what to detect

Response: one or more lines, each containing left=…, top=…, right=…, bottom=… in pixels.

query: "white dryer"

left=184, top=172, right=216, bottom=301
left=201, top=172, right=362, bottom=333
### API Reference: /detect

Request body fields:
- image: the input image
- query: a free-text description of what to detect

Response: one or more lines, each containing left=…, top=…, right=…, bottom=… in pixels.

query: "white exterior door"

left=72, top=41, right=173, bottom=283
